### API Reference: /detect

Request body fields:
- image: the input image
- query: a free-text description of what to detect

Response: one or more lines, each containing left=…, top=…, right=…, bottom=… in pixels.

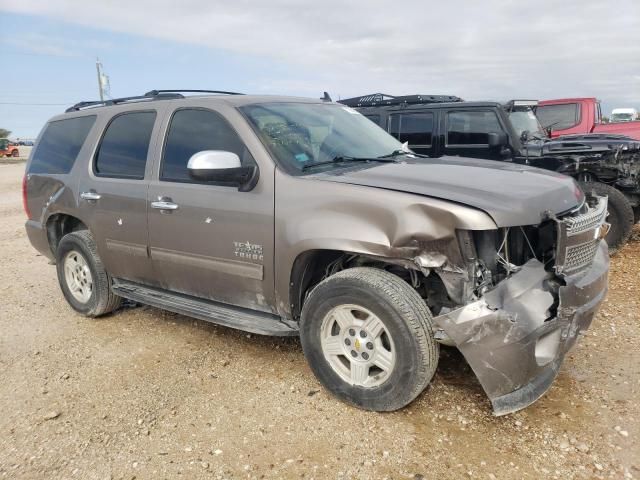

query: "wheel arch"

left=286, top=248, right=452, bottom=322
left=46, top=213, right=89, bottom=255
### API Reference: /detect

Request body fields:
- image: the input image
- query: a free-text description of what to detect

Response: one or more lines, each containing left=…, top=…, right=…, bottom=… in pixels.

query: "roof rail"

left=65, top=89, right=244, bottom=113
left=144, top=89, right=244, bottom=96
left=338, top=93, right=463, bottom=108
left=65, top=91, right=184, bottom=113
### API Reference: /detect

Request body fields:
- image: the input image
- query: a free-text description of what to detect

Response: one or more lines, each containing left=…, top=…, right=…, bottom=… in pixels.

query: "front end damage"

left=432, top=195, right=610, bottom=415
left=527, top=135, right=640, bottom=210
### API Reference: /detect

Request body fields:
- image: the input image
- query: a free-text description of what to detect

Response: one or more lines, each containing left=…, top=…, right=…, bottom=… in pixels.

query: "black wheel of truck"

left=299, top=267, right=439, bottom=412
left=11, top=149, right=19, bottom=157
left=56, top=230, right=122, bottom=317
left=579, top=181, right=634, bottom=250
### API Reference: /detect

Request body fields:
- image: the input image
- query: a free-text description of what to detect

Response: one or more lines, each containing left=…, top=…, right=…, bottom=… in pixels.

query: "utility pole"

left=96, top=58, right=104, bottom=101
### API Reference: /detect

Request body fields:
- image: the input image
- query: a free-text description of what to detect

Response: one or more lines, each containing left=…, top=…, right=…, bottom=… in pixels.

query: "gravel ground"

left=1, top=162, right=638, bottom=479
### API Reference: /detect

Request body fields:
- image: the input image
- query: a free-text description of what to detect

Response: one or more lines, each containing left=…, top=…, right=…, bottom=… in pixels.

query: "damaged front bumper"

left=433, top=240, right=609, bottom=416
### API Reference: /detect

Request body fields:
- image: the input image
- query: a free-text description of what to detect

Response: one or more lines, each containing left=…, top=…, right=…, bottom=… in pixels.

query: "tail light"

left=22, top=174, right=31, bottom=219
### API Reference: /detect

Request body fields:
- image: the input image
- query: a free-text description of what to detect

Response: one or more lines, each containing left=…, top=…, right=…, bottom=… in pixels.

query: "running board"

left=111, top=279, right=298, bottom=336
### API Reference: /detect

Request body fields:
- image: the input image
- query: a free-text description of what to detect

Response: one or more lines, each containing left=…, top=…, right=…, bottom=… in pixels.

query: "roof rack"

left=66, top=89, right=244, bottom=113
left=338, top=93, right=463, bottom=108
left=144, top=89, right=244, bottom=96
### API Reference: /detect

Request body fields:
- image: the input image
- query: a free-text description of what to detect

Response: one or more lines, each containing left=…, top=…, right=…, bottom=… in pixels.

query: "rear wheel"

left=11, top=149, right=19, bottom=157
left=300, top=267, right=438, bottom=411
left=56, top=230, right=122, bottom=317
left=579, top=181, right=634, bottom=250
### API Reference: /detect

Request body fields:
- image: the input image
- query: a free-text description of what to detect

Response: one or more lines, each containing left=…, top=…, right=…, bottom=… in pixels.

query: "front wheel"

left=579, top=181, right=634, bottom=250
left=11, top=149, right=19, bottom=157
left=300, top=267, right=439, bottom=412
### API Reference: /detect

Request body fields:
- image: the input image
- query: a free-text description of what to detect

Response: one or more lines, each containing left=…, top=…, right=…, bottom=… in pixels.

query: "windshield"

left=508, top=109, right=547, bottom=139
left=611, top=113, right=634, bottom=122
left=240, top=102, right=403, bottom=174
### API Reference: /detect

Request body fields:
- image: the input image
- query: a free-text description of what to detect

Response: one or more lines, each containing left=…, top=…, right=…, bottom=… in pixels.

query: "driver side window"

left=446, top=111, right=502, bottom=146
left=161, top=108, right=254, bottom=183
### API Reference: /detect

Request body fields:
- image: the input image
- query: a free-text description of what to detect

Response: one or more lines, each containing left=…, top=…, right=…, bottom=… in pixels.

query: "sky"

left=1, top=0, right=639, bottom=139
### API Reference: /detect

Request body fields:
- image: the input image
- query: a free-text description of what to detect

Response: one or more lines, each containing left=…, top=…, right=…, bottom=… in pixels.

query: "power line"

left=0, top=102, right=71, bottom=106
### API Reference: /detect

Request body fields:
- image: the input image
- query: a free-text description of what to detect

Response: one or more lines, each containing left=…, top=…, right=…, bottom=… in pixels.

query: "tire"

left=56, top=230, right=122, bottom=317
left=579, top=181, right=634, bottom=250
left=300, top=267, right=439, bottom=412
left=634, top=207, right=640, bottom=225
left=11, top=149, right=19, bottom=157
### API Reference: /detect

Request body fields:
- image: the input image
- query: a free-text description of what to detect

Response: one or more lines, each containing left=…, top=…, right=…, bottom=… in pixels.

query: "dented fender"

left=274, top=169, right=497, bottom=318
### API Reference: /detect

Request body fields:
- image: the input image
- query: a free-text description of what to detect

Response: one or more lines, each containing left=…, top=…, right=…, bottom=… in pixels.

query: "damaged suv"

left=24, top=90, right=609, bottom=415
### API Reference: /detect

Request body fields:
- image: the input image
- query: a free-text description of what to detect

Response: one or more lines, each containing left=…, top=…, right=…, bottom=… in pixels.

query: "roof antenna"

left=321, top=91, right=332, bottom=102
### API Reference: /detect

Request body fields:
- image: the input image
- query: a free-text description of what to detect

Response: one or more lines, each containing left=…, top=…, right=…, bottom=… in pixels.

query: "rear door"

left=443, top=109, right=507, bottom=160
left=146, top=106, right=275, bottom=313
left=78, top=108, right=159, bottom=284
left=387, top=110, right=435, bottom=156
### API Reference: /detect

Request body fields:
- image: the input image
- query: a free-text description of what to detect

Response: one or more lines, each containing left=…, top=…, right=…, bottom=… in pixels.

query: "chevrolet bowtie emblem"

left=354, top=338, right=361, bottom=351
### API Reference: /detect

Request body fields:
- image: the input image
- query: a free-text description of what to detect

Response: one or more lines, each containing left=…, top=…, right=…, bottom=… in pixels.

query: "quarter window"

left=446, top=111, right=503, bottom=145
left=388, top=112, right=433, bottom=146
left=161, top=109, right=252, bottom=183
left=94, top=111, right=155, bottom=179
left=29, top=116, right=96, bottom=174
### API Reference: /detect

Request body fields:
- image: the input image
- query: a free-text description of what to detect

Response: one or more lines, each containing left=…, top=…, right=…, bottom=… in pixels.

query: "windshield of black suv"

left=240, top=102, right=404, bottom=174
left=508, top=108, right=547, bottom=140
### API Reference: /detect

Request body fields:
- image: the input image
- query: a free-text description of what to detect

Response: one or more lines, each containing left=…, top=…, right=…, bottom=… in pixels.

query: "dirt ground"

left=1, top=161, right=638, bottom=480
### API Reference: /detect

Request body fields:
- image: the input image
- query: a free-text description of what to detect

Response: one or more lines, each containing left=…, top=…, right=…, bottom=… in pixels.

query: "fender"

left=273, top=168, right=497, bottom=319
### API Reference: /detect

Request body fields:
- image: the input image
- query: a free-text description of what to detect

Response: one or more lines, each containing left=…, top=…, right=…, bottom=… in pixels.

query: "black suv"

left=342, top=93, right=640, bottom=249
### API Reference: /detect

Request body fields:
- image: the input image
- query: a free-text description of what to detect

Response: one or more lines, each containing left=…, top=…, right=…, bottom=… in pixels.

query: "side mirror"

left=488, top=132, right=508, bottom=147
left=187, top=150, right=258, bottom=191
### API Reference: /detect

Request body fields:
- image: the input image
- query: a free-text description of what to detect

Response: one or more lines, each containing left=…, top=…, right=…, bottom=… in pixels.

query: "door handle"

left=150, top=200, right=179, bottom=211
left=80, top=191, right=101, bottom=201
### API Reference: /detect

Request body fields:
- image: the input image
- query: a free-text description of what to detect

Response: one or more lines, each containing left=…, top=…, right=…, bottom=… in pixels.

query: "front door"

left=147, top=107, right=275, bottom=313
left=78, top=109, right=158, bottom=283
left=443, top=109, right=506, bottom=160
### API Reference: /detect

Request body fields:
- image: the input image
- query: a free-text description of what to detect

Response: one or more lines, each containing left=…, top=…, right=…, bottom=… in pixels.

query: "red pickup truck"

left=536, top=98, right=640, bottom=140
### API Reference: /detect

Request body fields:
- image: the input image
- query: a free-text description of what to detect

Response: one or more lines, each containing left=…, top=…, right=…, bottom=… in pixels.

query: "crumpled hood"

left=311, top=157, right=582, bottom=227
left=523, top=134, right=640, bottom=157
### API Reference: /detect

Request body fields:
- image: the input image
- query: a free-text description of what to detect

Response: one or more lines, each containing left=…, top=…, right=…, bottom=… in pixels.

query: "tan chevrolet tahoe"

left=24, top=89, right=610, bottom=415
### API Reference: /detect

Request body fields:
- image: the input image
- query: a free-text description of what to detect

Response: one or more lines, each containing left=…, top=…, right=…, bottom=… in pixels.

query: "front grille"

left=563, top=240, right=600, bottom=274
left=555, top=196, right=608, bottom=275
left=564, top=204, right=608, bottom=236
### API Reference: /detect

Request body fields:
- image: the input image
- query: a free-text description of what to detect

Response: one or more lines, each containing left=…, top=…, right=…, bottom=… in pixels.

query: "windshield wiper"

left=378, top=149, right=430, bottom=159
left=301, top=156, right=398, bottom=171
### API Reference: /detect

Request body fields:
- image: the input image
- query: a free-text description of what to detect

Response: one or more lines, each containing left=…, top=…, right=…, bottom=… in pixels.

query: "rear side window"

left=388, top=112, right=434, bottom=146
left=446, top=111, right=503, bottom=145
left=94, top=111, right=156, bottom=179
left=29, top=116, right=96, bottom=174
left=535, top=104, right=579, bottom=130
left=161, top=108, right=252, bottom=183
